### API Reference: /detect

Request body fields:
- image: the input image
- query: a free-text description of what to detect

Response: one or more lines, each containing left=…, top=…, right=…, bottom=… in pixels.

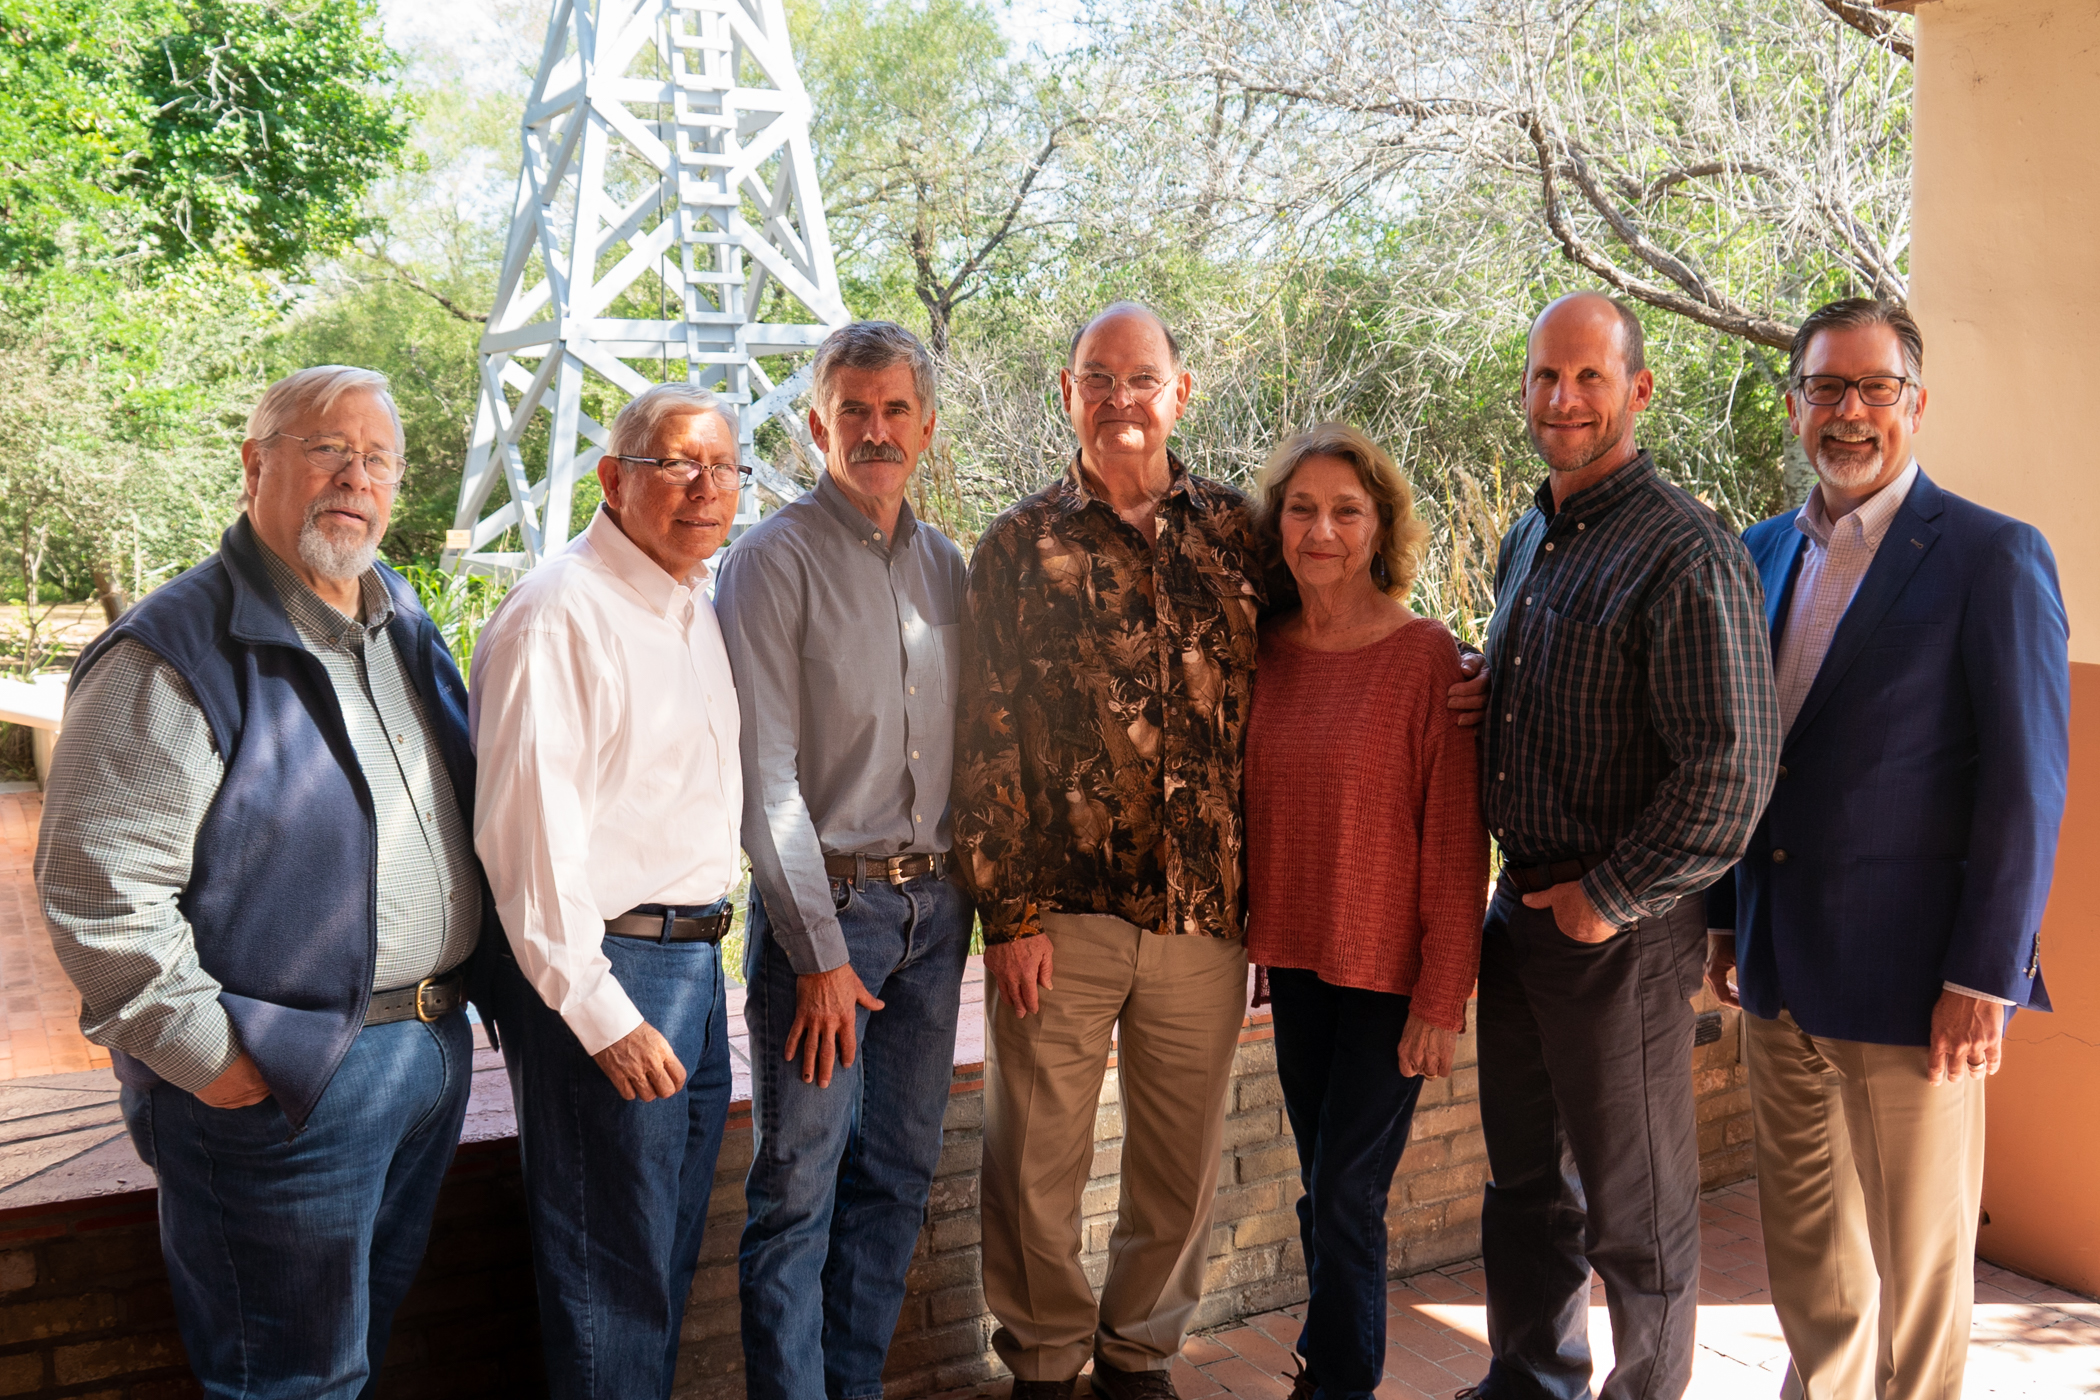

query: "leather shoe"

left=1010, top=1381, right=1077, bottom=1400
left=1089, top=1355, right=1178, bottom=1400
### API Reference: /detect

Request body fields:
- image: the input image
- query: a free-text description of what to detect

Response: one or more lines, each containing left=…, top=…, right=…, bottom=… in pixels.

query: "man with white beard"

left=37, top=366, right=487, bottom=1394
left=1703, top=299, right=2068, bottom=1400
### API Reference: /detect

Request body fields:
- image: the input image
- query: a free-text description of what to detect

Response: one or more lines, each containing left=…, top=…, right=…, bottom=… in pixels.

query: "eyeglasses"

left=1795, top=374, right=1914, bottom=408
left=1071, top=370, right=1173, bottom=403
left=614, top=456, right=753, bottom=491
left=268, top=433, right=409, bottom=484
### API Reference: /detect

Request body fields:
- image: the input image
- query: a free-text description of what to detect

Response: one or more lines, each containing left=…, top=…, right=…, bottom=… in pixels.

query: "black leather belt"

left=605, top=901, right=733, bottom=944
left=1503, top=851, right=1610, bottom=894
left=822, top=852, right=948, bottom=887
left=365, top=972, right=466, bottom=1026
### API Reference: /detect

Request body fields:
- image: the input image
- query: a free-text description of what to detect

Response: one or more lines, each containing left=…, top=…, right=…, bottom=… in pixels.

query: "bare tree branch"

left=1818, top=0, right=1915, bottom=62
left=1517, top=110, right=1798, bottom=349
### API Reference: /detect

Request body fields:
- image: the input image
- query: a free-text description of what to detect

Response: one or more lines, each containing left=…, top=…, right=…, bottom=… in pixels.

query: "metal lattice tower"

left=445, top=0, right=849, bottom=575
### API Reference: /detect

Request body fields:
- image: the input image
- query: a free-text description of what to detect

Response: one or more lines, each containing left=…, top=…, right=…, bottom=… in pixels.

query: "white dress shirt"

left=471, top=506, right=742, bottom=1054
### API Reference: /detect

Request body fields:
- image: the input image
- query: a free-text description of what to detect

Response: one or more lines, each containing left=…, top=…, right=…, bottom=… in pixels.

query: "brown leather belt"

left=605, top=902, right=734, bottom=944
left=365, top=972, right=466, bottom=1026
left=823, top=852, right=948, bottom=887
left=1503, top=851, right=1610, bottom=894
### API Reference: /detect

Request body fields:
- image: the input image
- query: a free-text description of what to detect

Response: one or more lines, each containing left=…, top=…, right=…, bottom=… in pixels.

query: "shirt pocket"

left=1535, top=604, right=1631, bottom=723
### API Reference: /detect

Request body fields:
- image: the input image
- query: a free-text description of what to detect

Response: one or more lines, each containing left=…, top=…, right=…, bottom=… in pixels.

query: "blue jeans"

left=738, top=875, right=972, bottom=1400
left=122, top=1012, right=474, bottom=1400
left=490, top=935, right=734, bottom=1400
left=1269, top=968, right=1428, bottom=1400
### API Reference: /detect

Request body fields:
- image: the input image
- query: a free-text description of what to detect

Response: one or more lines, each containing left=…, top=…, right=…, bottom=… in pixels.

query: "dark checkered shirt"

left=1480, top=452, right=1780, bottom=925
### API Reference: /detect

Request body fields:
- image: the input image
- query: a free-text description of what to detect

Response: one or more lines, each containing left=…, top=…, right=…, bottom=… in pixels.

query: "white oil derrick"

left=446, top=0, right=849, bottom=574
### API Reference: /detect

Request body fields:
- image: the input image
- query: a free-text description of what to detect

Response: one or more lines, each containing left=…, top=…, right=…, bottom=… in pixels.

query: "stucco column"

left=1902, top=0, right=2100, bottom=1296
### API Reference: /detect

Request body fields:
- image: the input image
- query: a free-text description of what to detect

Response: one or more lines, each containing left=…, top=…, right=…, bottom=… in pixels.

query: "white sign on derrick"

left=446, top=0, right=850, bottom=575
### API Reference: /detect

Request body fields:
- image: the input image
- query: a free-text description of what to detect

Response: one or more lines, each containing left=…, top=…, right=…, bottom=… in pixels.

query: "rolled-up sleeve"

left=471, top=616, right=642, bottom=1056
left=34, top=641, right=240, bottom=1092
left=715, top=546, right=849, bottom=975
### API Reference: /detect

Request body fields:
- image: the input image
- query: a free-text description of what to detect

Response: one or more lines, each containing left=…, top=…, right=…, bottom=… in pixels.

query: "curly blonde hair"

left=1253, top=422, right=1429, bottom=600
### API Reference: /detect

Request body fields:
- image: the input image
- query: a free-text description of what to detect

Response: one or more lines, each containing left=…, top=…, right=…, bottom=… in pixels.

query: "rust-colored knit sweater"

left=1244, top=617, right=1488, bottom=1031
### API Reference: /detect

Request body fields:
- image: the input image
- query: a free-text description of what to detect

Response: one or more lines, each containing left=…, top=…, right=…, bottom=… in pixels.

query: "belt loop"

left=659, top=908, right=675, bottom=945
left=854, top=854, right=867, bottom=890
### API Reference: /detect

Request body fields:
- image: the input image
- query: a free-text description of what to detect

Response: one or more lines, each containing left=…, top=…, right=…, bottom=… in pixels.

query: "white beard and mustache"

left=1812, top=420, right=1888, bottom=489
left=296, top=489, right=386, bottom=581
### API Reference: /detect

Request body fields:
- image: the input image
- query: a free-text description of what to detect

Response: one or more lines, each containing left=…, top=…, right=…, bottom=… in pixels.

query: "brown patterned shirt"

left=955, top=454, right=1265, bottom=943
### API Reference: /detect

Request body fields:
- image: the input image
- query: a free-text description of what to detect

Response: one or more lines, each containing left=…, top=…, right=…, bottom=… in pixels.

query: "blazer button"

left=1771, top=849, right=1788, bottom=863
left=1776, top=764, right=1788, bottom=780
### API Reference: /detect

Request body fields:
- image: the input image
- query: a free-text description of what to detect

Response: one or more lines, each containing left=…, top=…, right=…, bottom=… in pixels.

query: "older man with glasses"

left=955, top=301, right=1264, bottom=1400
left=1704, top=299, right=2069, bottom=1400
left=472, top=383, right=748, bottom=1399
left=37, top=365, right=487, bottom=1396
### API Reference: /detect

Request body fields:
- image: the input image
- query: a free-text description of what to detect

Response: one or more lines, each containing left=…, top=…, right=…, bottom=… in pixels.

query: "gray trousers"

left=1474, top=880, right=1707, bottom=1400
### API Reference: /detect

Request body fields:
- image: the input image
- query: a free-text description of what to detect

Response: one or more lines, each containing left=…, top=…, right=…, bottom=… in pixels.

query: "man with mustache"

left=1704, top=299, right=2068, bottom=1400
left=713, top=322, right=973, bottom=1400
left=36, top=366, right=486, bottom=1393
left=1465, top=293, right=1778, bottom=1400
left=954, top=302, right=1263, bottom=1400
left=472, top=384, right=745, bottom=1398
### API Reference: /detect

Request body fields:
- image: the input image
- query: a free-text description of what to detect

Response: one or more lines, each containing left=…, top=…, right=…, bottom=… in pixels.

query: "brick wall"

left=0, top=992, right=1752, bottom=1399
left=670, top=990, right=1755, bottom=1399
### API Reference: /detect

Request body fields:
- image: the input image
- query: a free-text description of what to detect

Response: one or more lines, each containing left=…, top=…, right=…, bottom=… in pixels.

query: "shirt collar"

left=1053, top=450, right=1195, bottom=519
left=252, top=533, right=393, bottom=646
left=815, top=469, right=918, bottom=553
left=585, top=504, right=710, bottom=617
left=1532, top=450, right=1656, bottom=523
left=1796, top=459, right=1919, bottom=551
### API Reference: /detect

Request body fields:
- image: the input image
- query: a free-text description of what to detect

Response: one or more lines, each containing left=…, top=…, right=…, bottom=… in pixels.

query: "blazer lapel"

left=1785, top=474, right=1945, bottom=749
left=1758, top=524, right=1807, bottom=644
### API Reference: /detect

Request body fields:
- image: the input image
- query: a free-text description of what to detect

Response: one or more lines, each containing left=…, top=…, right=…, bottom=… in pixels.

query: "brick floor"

left=931, top=1185, right=2100, bottom=1399
left=0, top=791, right=109, bottom=1080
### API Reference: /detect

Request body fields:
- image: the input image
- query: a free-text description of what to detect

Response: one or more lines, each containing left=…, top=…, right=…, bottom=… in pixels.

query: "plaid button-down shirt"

left=1480, top=453, right=1781, bottom=926
left=954, top=454, right=1265, bottom=944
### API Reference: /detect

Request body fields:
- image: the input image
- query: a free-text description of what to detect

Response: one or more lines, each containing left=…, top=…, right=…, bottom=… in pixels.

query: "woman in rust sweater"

left=1244, top=423, right=1489, bottom=1400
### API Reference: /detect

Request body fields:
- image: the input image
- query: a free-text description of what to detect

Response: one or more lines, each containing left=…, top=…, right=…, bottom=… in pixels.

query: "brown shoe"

left=1284, top=1358, right=1318, bottom=1400
left=1011, top=1381, right=1077, bottom=1400
left=1089, top=1355, right=1178, bottom=1400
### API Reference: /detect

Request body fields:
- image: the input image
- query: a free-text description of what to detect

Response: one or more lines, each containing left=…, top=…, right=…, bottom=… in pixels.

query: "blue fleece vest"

left=71, top=516, right=482, bottom=1128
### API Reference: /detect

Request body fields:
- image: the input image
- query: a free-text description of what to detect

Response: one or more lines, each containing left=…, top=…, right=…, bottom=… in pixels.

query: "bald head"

left=1521, top=291, right=1655, bottom=491
left=1068, top=301, right=1183, bottom=370
left=1528, top=292, right=1645, bottom=378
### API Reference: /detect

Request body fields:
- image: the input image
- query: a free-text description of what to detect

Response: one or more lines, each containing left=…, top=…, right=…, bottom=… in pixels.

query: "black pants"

left=1474, top=880, right=1706, bottom=1400
left=1269, top=969, right=1427, bottom=1400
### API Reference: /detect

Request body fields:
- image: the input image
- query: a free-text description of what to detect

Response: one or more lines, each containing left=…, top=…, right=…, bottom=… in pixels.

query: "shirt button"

left=1505, top=713, right=1513, bottom=721
left=1524, top=596, right=1533, bottom=605
left=915, top=813, right=923, bottom=823
left=1772, top=849, right=1789, bottom=863
left=1545, top=542, right=1556, bottom=552
left=1513, top=656, right=1522, bottom=665
left=1576, top=522, right=1586, bottom=531
left=909, top=686, right=916, bottom=695
left=1497, top=772, right=1506, bottom=781
left=912, top=750, right=920, bottom=759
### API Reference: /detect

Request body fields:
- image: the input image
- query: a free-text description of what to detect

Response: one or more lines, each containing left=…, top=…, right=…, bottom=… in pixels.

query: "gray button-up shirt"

left=714, top=472, right=967, bottom=974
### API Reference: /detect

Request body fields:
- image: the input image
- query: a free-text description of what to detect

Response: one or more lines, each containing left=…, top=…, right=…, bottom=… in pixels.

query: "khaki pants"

left=1745, top=1009, right=1986, bottom=1400
left=980, top=914, right=1249, bottom=1381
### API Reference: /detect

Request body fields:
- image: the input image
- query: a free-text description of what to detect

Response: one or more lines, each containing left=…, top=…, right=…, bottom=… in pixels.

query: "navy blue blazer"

left=1706, top=470, right=2068, bottom=1046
